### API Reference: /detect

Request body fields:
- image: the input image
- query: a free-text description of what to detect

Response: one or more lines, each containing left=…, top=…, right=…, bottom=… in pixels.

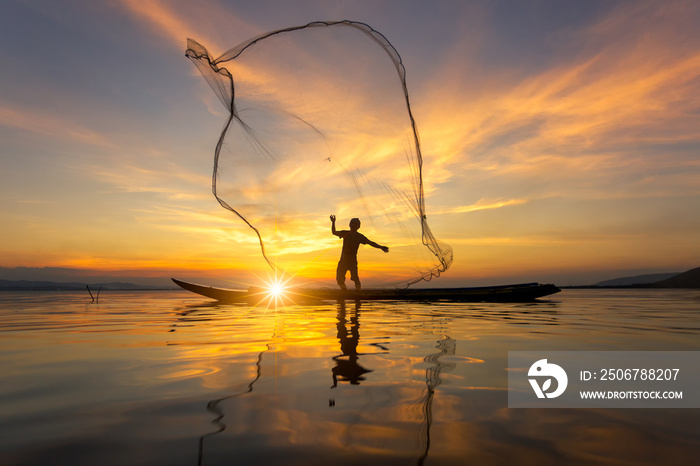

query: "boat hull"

left=171, top=278, right=560, bottom=303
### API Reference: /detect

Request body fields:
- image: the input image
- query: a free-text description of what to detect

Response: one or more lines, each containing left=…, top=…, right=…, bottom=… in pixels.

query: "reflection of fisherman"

left=331, top=301, right=372, bottom=388
left=330, top=215, right=389, bottom=290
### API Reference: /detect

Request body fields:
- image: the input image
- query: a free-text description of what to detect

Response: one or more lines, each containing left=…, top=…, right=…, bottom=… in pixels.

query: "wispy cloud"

left=436, top=198, right=527, bottom=215
left=86, top=161, right=211, bottom=199
left=122, top=0, right=212, bottom=49
left=0, top=105, right=114, bottom=148
left=121, top=0, right=256, bottom=54
left=418, top=0, right=700, bottom=199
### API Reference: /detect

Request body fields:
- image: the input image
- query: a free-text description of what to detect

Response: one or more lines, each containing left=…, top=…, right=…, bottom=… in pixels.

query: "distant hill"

left=595, top=272, right=679, bottom=287
left=0, top=267, right=173, bottom=288
left=0, top=280, right=169, bottom=291
left=652, top=267, right=700, bottom=288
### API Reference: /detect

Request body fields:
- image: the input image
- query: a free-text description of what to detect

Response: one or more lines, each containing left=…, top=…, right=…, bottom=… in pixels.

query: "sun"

left=248, top=269, right=312, bottom=308
left=268, top=281, right=285, bottom=298
left=259, top=271, right=296, bottom=306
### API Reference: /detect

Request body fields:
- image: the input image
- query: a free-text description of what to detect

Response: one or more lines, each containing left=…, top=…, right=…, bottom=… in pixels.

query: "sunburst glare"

left=267, top=281, right=286, bottom=299
left=259, top=271, right=297, bottom=308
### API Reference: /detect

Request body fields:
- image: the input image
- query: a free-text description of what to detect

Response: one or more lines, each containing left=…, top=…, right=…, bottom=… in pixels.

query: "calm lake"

left=1, top=289, right=698, bottom=465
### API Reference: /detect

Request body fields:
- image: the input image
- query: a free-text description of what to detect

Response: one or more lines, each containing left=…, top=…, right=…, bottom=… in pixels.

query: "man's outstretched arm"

left=367, top=240, right=389, bottom=253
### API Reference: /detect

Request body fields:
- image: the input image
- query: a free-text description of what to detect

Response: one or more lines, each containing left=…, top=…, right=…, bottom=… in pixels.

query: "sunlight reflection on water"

left=0, top=289, right=698, bottom=465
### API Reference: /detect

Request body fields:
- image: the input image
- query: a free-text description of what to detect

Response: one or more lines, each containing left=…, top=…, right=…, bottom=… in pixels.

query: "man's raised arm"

left=330, top=215, right=339, bottom=236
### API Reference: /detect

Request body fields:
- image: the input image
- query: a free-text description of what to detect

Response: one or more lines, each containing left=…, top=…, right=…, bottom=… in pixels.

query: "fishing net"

left=186, top=20, right=452, bottom=287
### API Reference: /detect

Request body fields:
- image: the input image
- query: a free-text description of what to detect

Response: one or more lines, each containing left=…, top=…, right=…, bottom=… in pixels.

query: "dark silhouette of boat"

left=172, top=278, right=560, bottom=303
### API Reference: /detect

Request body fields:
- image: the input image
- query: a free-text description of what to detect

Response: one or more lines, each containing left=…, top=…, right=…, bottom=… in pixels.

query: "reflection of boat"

left=172, top=278, right=560, bottom=303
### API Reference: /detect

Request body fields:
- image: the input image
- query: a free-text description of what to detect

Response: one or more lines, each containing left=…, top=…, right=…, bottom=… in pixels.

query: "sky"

left=1, top=0, right=699, bottom=287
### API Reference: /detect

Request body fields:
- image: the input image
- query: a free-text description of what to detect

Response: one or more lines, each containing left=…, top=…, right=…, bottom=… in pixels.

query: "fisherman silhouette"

left=330, top=215, right=389, bottom=290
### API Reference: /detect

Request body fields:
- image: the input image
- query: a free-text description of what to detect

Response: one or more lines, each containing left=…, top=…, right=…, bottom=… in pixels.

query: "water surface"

left=1, top=289, right=698, bottom=465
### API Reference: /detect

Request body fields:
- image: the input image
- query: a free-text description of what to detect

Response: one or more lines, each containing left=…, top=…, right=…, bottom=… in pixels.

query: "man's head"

left=349, top=218, right=361, bottom=231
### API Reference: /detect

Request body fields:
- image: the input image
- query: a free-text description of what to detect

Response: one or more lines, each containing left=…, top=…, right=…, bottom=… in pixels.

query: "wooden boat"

left=172, top=278, right=560, bottom=303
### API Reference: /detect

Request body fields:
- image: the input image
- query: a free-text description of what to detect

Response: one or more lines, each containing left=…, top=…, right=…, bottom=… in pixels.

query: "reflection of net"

left=186, top=20, right=452, bottom=286
left=417, top=337, right=456, bottom=465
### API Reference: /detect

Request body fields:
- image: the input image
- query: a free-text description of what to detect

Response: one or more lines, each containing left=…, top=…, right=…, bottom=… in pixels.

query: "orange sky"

left=1, top=0, right=699, bottom=286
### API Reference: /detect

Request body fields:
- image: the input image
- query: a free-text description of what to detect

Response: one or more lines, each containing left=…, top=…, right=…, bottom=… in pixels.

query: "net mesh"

left=186, top=20, right=452, bottom=287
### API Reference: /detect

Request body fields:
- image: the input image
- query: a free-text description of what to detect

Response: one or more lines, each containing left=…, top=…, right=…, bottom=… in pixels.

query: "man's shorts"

left=336, top=258, right=359, bottom=283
